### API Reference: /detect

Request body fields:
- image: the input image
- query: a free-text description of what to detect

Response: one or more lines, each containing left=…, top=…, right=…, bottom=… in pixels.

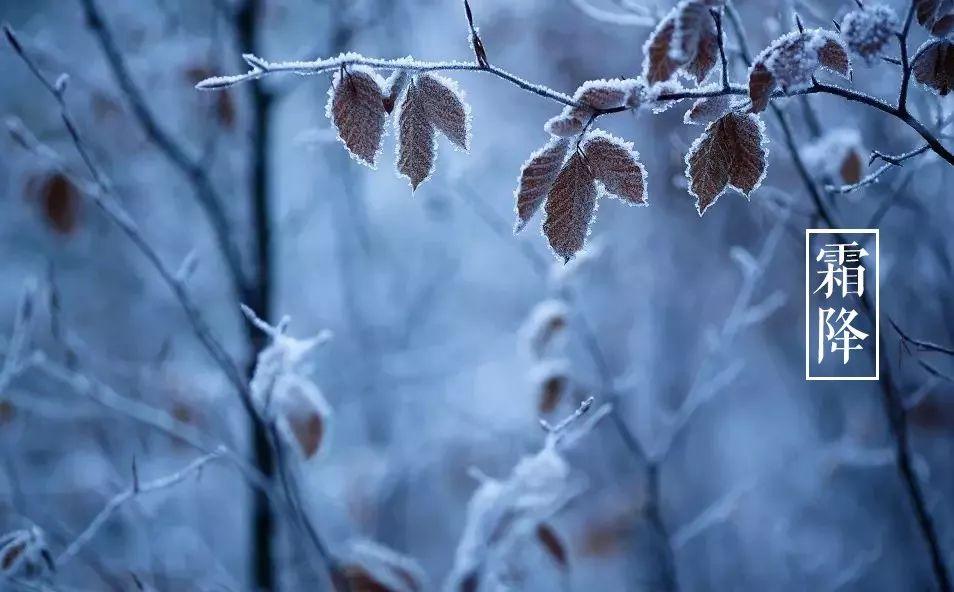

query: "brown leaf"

left=383, top=70, right=410, bottom=114
left=1, top=541, right=25, bottom=571
left=543, top=152, right=598, bottom=261
left=31, top=173, right=80, bottom=235
left=916, top=0, right=954, bottom=37
left=582, top=132, right=647, bottom=205
left=839, top=148, right=863, bottom=184
left=215, top=92, right=236, bottom=129
left=396, top=80, right=437, bottom=190
left=685, top=111, right=767, bottom=216
left=328, top=67, right=387, bottom=167
left=644, top=1, right=719, bottom=84
left=536, top=523, right=569, bottom=569
left=817, top=38, right=851, bottom=78
left=574, top=80, right=628, bottom=110
left=913, top=39, right=954, bottom=96
left=514, top=138, right=570, bottom=232
left=538, top=374, right=567, bottom=414
left=747, top=62, right=775, bottom=113
left=344, top=565, right=393, bottom=592
left=643, top=17, right=680, bottom=84
left=683, top=24, right=720, bottom=83
left=684, top=95, right=733, bottom=125
left=417, top=73, right=470, bottom=150
left=288, top=411, right=324, bottom=459
left=543, top=106, right=592, bottom=137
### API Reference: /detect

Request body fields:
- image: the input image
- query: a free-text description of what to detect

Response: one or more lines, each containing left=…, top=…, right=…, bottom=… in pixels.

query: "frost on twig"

left=445, top=397, right=609, bottom=591
left=244, top=305, right=333, bottom=459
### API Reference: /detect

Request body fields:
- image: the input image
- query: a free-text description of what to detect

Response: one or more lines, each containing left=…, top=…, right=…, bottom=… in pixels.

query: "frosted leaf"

left=685, top=111, right=768, bottom=216
left=341, top=540, right=427, bottom=592
left=417, top=73, right=471, bottom=150
left=817, top=37, right=851, bottom=78
left=573, top=79, right=630, bottom=110
left=0, top=526, right=53, bottom=580
left=644, top=17, right=681, bottom=84
left=581, top=130, right=648, bottom=205
left=446, top=445, right=572, bottom=591
left=841, top=5, right=898, bottom=65
left=684, top=95, right=734, bottom=125
left=749, top=29, right=851, bottom=112
left=395, top=79, right=437, bottom=190
left=644, top=1, right=720, bottom=85
left=747, top=62, right=775, bottom=113
left=384, top=70, right=410, bottom=114
left=273, top=373, right=332, bottom=459
left=915, top=0, right=954, bottom=37
left=326, top=66, right=387, bottom=168
left=514, top=138, right=571, bottom=233
left=520, top=300, right=570, bottom=357
left=913, top=39, right=954, bottom=95
left=543, top=152, right=598, bottom=261
left=800, top=128, right=866, bottom=184
left=544, top=105, right=593, bottom=137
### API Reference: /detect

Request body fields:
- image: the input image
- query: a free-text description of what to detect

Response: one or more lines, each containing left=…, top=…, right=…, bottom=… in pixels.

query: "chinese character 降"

left=818, top=307, right=869, bottom=364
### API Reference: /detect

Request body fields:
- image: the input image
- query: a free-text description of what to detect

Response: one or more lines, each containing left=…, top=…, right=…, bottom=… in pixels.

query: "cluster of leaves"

left=310, top=0, right=954, bottom=261
left=327, top=66, right=470, bottom=189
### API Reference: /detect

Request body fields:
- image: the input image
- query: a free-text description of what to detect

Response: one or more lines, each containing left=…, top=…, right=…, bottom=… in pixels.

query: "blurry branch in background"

left=565, top=0, right=656, bottom=26
left=720, top=5, right=953, bottom=591
left=75, top=0, right=250, bottom=302
left=3, top=25, right=347, bottom=590
left=55, top=450, right=226, bottom=566
left=2, top=23, right=254, bottom=420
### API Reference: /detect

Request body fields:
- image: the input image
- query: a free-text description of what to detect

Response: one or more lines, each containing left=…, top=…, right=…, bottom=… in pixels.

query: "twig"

left=56, top=450, right=225, bottom=566
left=826, top=144, right=929, bottom=194
left=75, top=0, right=249, bottom=302
left=890, top=317, right=954, bottom=356
left=3, top=25, right=255, bottom=420
left=723, top=5, right=953, bottom=591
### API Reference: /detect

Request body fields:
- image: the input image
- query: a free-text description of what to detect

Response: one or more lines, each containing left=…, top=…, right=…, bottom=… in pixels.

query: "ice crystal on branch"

left=801, top=128, right=866, bottom=185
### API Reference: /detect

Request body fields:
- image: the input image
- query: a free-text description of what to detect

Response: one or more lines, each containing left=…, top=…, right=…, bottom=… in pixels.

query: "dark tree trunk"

left=235, top=0, right=277, bottom=589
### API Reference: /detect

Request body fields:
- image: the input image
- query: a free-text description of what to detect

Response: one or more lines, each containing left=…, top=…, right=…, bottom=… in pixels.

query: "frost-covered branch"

left=56, top=450, right=225, bottom=566
left=827, top=144, right=929, bottom=194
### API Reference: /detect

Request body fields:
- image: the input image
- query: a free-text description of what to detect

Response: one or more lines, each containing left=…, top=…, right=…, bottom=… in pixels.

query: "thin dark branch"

left=76, top=0, right=250, bottom=303
left=711, top=8, right=730, bottom=91
left=897, top=0, right=916, bottom=114
left=724, top=6, right=953, bottom=591
left=890, top=317, right=954, bottom=356
left=827, top=144, right=929, bottom=194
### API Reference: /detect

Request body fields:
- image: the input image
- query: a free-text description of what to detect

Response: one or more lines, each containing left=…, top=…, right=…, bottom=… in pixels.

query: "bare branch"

left=56, top=450, right=225, bottom=566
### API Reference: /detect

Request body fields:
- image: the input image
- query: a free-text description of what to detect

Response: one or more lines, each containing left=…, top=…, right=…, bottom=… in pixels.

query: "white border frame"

left=805, top=229, right=880, bottom=381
